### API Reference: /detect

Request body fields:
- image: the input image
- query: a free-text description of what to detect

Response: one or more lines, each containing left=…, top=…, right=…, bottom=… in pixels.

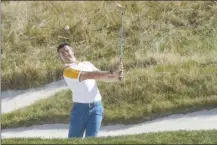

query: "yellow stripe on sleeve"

left=64, top=68, right=81, bottom=79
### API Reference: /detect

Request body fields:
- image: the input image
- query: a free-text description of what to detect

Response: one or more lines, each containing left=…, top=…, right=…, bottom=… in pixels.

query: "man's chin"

left=65, top=59, right=73, bottom=63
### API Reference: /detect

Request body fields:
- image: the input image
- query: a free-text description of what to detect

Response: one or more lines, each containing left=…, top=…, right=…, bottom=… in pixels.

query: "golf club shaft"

left=120, top=7, right=124, bottom=63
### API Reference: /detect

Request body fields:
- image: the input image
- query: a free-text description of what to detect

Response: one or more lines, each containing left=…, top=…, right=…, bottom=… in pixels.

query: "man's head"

left=57, top=42, right=76, bottom=63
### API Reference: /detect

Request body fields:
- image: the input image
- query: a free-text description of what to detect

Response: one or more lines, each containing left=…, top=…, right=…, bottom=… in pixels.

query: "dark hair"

left=57, top=42, right=70, bottom=52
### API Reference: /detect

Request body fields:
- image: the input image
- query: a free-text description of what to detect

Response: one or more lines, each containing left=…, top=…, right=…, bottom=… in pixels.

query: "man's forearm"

left=88, top=71, right=117, bottom=80
left=79, top=70, right=118, bottom=82
left=97, top=71, right=119, bottom=82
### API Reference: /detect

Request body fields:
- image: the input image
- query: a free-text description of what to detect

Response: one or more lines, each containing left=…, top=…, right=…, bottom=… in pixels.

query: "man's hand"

left=114, top=61, right=124, bottom=81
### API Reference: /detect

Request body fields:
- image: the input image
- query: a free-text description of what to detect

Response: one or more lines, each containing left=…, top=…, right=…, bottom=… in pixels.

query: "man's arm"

left=80, top=61, right=124, bottom=82
left=79, top=70, right=120, bottom=82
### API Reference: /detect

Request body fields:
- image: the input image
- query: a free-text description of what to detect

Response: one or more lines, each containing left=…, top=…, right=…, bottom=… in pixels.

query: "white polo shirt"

left=63, top=61, right=102, bottom=103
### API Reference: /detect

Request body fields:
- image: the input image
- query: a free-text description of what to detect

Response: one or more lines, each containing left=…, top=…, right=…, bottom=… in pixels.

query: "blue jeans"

left=68, top=101, right=104, bottom=138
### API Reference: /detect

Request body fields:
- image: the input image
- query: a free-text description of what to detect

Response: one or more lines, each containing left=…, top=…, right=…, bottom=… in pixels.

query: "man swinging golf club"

left=57, top=42, right=124, bottom=138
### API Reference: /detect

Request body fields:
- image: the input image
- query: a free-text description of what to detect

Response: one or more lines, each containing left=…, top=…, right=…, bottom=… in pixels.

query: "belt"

left=73, top=101, right=102, bottom=108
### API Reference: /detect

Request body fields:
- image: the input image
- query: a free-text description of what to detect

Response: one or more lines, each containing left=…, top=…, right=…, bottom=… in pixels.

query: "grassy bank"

left=2, top=61, right=217, bottom=129
left=2, top=130, right=217, bottom=144
left=2, top=2, right=217, bottom=139
left=2, top=1, right=217, bottom=91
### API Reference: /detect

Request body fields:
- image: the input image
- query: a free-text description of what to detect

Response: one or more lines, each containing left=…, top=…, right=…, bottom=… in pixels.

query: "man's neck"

left=64, top=60, right=79, bottom=67
left=68, top=57, right=78, bottom=63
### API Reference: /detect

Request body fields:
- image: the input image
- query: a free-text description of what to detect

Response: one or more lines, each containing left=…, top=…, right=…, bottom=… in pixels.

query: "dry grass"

left=1, top=1, right=217, bottom=90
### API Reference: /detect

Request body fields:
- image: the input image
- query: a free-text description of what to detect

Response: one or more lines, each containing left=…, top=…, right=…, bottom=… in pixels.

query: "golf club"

left=116, top=2, right=124, bottom=63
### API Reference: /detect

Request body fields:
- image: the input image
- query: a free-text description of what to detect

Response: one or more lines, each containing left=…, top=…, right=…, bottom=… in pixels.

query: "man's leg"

left=68, top=105, right=86, bottom=138
left=85, top=104, right=104, bottom=137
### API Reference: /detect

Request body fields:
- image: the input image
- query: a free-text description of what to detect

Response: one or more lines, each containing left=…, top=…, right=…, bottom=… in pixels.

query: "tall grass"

left=2, top=1, right=217, bottom=90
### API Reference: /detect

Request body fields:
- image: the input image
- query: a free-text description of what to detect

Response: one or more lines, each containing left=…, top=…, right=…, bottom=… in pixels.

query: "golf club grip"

left=118, top=57, right=123, bottom=81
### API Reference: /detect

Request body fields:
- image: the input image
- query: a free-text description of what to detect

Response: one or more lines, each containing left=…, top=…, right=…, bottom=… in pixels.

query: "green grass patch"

left=2, top=130, right=217, bottom=144
left=2, top=62, right=217, bottom=129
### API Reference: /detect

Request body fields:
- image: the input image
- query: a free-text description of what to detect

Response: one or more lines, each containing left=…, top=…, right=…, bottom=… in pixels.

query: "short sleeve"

left=63, top=68, right=82, bottom=82
left=90, top=63, right=100, bottom=71
left=83, top=61, right=100, bottom=71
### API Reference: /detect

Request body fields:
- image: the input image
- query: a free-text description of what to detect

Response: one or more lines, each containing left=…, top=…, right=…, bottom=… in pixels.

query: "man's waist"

left=73, top=101, right=102, bottom=108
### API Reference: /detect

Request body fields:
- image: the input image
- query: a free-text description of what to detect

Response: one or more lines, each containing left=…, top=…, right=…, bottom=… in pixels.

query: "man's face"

left=58, top=45, right=74, bottom=63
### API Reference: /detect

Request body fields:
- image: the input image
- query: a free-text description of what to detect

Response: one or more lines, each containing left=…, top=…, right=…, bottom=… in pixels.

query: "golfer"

left=57, top=42, right=124, bottom=138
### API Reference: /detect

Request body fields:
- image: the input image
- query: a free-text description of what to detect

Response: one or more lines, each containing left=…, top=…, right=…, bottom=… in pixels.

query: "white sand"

left=2, top=108, right=217, bottom=139
left=1, top=80, right=67, bottom=114
left=1, top=80, right=217, bottom=139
